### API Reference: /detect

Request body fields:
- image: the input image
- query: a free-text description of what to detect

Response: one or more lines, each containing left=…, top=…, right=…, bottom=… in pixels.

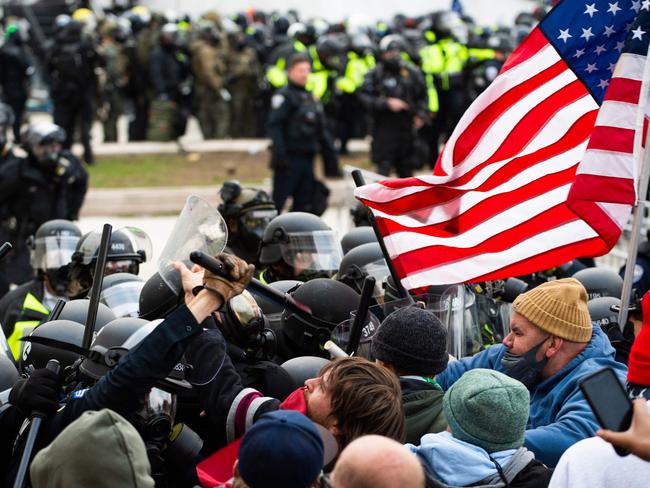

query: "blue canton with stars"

left=540, top=0, right=648, bottom=104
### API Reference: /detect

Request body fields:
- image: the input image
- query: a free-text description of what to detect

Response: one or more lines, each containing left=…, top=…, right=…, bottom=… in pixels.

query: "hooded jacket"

left=436, top=326, right=628, bottom=467
left=30, top=409, right=154, bottom=488
left=400, top=377, right=447, bottom=444
left=407, top=431, right=551, bottom=488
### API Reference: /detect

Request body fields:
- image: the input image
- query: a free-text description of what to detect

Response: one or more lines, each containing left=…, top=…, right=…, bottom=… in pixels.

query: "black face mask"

left=501, top=336, right=550, bottom=389
left=383, top=55, right=401, bottom=72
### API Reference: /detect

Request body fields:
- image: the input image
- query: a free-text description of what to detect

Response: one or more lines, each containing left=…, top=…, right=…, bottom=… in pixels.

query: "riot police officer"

left=0, top=23, right=32, bottom=143
left=0, top=123, right=88, bottom=296
left=257, top=212, right=343, bottom=284
left=218, top=181, right=278, bottom=267
left=359, top=35, right=429, bottom=177
left=0, top=219, right=81, bottom=360
left=269, top=53, right=338, bottom=213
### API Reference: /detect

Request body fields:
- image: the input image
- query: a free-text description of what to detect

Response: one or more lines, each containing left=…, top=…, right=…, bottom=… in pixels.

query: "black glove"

left=9, top=368, right=62, bottom=416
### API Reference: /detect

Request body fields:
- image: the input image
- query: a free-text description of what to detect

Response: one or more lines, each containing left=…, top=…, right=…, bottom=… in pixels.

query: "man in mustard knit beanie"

left=437, top=278, right=627, bottom=468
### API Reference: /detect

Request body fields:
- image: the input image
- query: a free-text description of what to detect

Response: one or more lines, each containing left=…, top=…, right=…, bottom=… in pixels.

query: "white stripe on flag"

left=614, top=53, right=649, bottom=81
left=577, top=149, right=635, bottom=178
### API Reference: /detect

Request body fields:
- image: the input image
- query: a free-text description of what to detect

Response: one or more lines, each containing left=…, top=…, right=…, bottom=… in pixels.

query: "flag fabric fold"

left=355, top=0, right=650, bottom=291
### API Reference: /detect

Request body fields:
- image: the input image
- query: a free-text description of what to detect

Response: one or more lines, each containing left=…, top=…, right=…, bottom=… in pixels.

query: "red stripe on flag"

left=604, top=78, right=642, bottom=104
left=587, top=126, right=635, bottom=153
left=451, top=60, right=568, bottom=165
left=480, top=80, right=587, bottom=165
left=465, top=237, right=609, bottom=284
left=570, top=174, right=636, bottom=205
left=375, top=164, right=578, bottom=237
left=394, top=204, right=577, bottom=273
left=501, top=29, right=549, bottom=74
left=361, top=111, right=597, bottom=213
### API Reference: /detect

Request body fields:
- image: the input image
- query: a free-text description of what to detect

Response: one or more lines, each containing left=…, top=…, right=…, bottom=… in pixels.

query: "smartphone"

left=579, top=367, right=632, bottom=456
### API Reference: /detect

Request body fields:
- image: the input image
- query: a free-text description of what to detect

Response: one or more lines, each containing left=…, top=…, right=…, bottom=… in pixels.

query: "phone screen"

left=580, top=368, right=632, bottom=432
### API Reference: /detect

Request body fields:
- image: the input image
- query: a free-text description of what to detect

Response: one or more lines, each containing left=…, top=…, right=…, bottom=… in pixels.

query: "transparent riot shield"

left=158, top=196, right=228, bottom=294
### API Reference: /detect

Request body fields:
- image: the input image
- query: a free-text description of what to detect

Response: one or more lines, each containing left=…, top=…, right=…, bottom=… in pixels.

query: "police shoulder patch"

left=271, top=94, right=285, bottom=109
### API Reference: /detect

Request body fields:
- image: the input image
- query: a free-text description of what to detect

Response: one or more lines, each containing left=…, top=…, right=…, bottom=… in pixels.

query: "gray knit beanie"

left=370, top=306, right=448, bottom=376
left=443, top=369, right=530, bottom=453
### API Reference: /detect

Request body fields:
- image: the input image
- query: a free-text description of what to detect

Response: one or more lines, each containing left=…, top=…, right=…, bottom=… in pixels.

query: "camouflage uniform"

left=226, top=44, right=260, bottom=138
left=190, top=38, right=229, bottom=139
left=99, top=40, right=128, bottom=142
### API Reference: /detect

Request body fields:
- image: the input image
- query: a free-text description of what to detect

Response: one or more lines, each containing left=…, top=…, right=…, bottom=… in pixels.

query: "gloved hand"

left=9, top=368, right=62, bottom=416
left=203, top=253, right=254, bottom=304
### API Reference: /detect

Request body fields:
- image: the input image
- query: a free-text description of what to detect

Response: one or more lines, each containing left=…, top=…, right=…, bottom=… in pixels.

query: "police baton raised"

left=346, top=276, right=375, bottom=355
left=189, top=251, right=313, bottom=317
left=350, top=169, right=415, bottom=305
left=82, top=224, right=112, bottom=351
left=13, top=359, right=60, bottom=488
left=0, top=242, right=12, bottom=261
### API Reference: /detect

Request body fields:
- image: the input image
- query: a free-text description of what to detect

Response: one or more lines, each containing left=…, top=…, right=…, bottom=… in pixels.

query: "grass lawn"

left=88, top=151, right=372, bottom=188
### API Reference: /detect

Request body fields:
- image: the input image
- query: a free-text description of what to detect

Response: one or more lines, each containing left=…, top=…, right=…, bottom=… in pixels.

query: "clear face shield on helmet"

left=279, top=230, right=343, bottom=278
left=75, top=226, right=153, bottom=275
left=100, top=280, right=145, bottom=318
left=30, top=235, right=80, bottom=272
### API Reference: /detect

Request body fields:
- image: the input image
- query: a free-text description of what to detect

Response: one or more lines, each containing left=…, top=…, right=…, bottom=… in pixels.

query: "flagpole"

left=617, top=42, right=650, bottom=327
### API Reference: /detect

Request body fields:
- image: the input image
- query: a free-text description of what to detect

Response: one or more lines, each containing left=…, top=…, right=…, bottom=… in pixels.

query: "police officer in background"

left=0, top=123, right=88, bottom=296
left=359, top=35, right=429, bottom=177
left=0, top=220, right=81, bottom=360
left=0, top=104, right=17, bottom=166
left=47, top=20, right=102, bottom=165
left=269, top=53, right=338, bottom=213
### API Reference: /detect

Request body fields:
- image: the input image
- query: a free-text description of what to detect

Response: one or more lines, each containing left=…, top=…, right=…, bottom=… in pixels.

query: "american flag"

left=355, top=0, right=650, bottom=292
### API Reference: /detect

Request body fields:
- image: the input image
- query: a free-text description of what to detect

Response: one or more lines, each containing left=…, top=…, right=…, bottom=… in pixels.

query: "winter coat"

left=400, top=377, right=447, bottom=444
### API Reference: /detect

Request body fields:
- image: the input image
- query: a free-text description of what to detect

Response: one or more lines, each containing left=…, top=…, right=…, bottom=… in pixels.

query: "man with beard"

left=436, top=278, right=627, bottom=468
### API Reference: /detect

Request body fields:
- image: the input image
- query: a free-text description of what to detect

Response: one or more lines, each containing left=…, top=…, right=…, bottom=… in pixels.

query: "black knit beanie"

left=371, top=306, right=449, bottom=376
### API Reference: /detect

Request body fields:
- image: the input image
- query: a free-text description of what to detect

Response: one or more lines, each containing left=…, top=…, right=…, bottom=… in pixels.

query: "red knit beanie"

left=628, top=291, right=650, bottom=386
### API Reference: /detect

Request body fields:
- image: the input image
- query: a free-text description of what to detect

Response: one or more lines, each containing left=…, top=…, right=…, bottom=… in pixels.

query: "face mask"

left=501, top=336, right=550, bottom=389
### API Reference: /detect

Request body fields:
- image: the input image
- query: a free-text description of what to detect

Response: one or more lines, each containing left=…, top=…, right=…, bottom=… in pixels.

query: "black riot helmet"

left=337, top=243, right=389, bottom=297
left=379, top=34, right=408, bottom=55
left=100, top=273, right=145, bottom=318
left=78, top=317, right=149, bottom=380
left=139, top=272, right=181, bottom=320
left=281, top=356, right=331, bottom=390
left=218, top=181, right=278, bottom=262
left=340, top=226, right=377, bottom=255
left=316, top=34, right=347, bottom=71
left=350, top=202, right=373, bottom=228
left=28, top=219, right=82, bottom=296
left=0, top=103, right=15, bottom=150
left=19, top=319, right=85, bottom=372
left=588, top=296, right=621, bottom=333
left=248, top=280, right=302, bottom=331
left=259, top=213, right=343, bottom=282
left=572, top=268, right=624, bottom=300
left=21, top=122, right=66, bottom=171
left=281, top=279, right=361, bottom=356
left=58, top=299, right=116, bottom=332
left=350, top=33, right=376, bottom=56
left=69, top=227, right=152, bottom=298
left=0, top=353, right=20, bottom=391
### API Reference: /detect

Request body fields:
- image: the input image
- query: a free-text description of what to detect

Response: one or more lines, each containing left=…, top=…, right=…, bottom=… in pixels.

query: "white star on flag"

left=632, top=26, right=646, bottom=40
left=631, top=0, right=641, bottom=12
left=608, top=62, right=617, bottom=72
left=584, top=3, right=599, bottom=16
left=607, top=1, right=621, bottom=14
left=574, top=48, right=586, bottom=58
left=581, top=27, right=595, bottom=41
left=585, top=63, right=598, bottom=73
left=597, top=79, right=609, bottom=89
left=615, top=40, right=625, bottom=51
left=643, top=0, right=650, bottom=10
left=603, top=25, right=617, bottom=37
left=558, top=28, right=572, bottom=42
left=594, top=44, right=607, bottom=55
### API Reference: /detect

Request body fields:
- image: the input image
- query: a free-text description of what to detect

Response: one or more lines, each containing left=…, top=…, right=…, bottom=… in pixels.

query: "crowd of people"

left=0, top=172, right=647, bottom=486
left=0, top=5, right=541, bottom=168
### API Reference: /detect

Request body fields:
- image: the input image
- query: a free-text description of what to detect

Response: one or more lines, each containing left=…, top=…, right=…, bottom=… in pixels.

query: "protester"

left=371, top=306, right=449, bottom=443
left=408, top=369, right=552, bottom=487
left=436, top=278, right=628, bottom=467
left=330, top=435, right=425, bottom=488
left=549, top=291, right=650, bottom=487
left=30, top=409, right=155, bottom=488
